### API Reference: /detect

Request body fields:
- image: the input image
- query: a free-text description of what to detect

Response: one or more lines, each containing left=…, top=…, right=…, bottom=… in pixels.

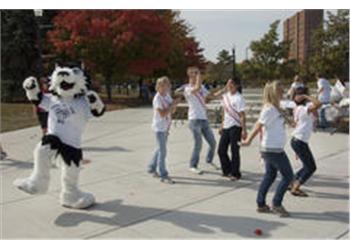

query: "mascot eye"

left=72, top=68, right=81, bottom=75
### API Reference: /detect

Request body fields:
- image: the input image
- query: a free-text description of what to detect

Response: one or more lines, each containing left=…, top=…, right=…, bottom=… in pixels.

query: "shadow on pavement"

left=83, top=146, right=131, bottom=152
left=54, top=199, right=285, bottom=238
left=0, top=158, right=32, bottom=170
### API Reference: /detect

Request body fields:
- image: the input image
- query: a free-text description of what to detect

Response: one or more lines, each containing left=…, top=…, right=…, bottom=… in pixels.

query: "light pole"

left=232, top=45, right=236, bottom=79
left=245, top=46, right=250, bottom=61
left=33, top=9, right=44, bottom=76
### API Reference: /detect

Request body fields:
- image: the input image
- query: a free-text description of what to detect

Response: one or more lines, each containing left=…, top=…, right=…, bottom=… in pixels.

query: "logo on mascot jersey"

left=49, top=61, right=90, bottom=98
left=51, top=103, right=76, bottom=124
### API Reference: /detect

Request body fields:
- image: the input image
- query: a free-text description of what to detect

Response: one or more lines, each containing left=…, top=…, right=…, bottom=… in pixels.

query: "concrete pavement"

left=0, top=107, right=349, bottom=239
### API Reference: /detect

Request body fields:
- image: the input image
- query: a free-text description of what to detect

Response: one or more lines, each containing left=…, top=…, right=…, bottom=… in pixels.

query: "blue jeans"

left=318, top=104, right=329, bottom=128
left=257, top=151, right=294, bottom=207
left=290, top=137, right=317, bottom=184
left=189, top=119, right=216, bottom=168
left=148, top=132, right=168, bottom=178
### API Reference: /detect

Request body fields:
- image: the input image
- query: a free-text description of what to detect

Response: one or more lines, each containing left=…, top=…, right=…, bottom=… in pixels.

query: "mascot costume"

left=14, top=62, right=105, bottom=209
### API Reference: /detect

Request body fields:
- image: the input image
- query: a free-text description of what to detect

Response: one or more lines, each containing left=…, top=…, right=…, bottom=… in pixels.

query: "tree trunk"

left=105, top=77, right=112, bottom=102
left=138, top=77, right=143, bottom=99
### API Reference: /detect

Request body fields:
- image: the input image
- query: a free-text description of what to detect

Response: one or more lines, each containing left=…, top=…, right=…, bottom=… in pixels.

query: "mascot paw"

left=86, top=90, right=105, bottom=116
left=13, top=178, right=48, bottom=195
left=60, top=191, right=95, bottom=209
left=23, top=77, right=39, bottom=90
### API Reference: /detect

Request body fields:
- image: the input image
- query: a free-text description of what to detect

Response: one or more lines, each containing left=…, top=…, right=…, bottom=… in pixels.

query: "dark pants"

left=37, top=112, right=48, bottom=129
left=290, top=137, right=317, bottom=184
left=218, top=126, right=242, bottom=178
left=257, top=151, right=294, bottom=207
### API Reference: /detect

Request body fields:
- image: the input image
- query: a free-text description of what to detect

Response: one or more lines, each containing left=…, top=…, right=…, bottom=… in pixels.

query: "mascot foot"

left=60, top=191, right=95, bottom=209
left=13, top=178, right=48, bottom=194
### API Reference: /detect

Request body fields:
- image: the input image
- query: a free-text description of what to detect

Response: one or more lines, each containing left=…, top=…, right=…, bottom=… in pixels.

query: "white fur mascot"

left=14, top=61, right=105, bottom=209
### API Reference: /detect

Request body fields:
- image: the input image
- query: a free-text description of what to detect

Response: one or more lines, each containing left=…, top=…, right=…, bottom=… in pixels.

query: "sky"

left=179, top=10, right=301, bottom=63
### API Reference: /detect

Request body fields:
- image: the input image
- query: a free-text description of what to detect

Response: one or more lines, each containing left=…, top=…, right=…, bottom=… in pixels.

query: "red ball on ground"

left=254, top=228, right=263, bottom=236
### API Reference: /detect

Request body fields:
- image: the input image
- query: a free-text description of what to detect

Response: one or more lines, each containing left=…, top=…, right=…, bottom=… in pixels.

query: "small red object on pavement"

left=254, top=229, right=263, bottom=236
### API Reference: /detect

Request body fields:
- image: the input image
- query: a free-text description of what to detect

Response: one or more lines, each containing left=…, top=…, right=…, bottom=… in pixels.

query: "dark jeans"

left=290, top=137, right=317, bottom=184
left=257, top=151, right=294, bottom=207
left=218, top=126, right=242, bottom=178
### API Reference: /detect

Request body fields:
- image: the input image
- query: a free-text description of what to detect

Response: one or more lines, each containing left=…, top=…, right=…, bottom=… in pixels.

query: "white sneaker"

left=189, top=167, right=203, bottom=175
left=207, top=162, right=220, bottom=170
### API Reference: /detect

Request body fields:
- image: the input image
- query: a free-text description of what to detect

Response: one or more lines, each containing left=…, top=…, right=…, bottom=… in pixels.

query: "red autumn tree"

left=158, top=10, right=207, bottom=81
left=48, top=10, right=171, bottom=100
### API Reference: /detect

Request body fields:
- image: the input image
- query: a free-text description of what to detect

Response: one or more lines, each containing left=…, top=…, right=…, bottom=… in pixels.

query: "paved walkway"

left=1, top=107, right=349, bottom=239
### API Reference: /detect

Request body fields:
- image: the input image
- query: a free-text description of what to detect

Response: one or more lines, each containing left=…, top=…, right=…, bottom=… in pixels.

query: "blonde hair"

left=156, top=76, right=171, bottom=91
left=263, top=80, right=281, bottom=108
left=263, top=80, right=294, bottom=126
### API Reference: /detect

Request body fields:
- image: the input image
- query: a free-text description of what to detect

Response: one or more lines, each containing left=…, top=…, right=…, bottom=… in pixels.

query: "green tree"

left=248, top=20, right=290, bottom=82
left=1, top=10, right=40, bottom=101
left=206, top=49, right=232, bottom=83
left=308, top=10, right=349, bottom=78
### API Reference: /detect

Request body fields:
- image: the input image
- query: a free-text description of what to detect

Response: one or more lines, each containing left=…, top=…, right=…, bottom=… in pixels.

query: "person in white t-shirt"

left=290, top=87, right=321, bottom=197
left=182, top=66, right=217, bottom=174
left=216, top=79, right=247, bottom=181
left=147, top=76, right=180, bottom=184
left=316, top=73, right=332, bottom=128
left=287, top=75, right=305, bottom=99
left=242, top=81, right=294, bottom=217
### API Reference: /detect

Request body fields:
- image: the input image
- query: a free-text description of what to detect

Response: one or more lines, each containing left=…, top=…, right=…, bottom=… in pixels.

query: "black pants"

left=218, top=126, right=242, bottom=178
left=37, top=112, right=48, bottom=129
left=290, top=137, right=317, bottom=184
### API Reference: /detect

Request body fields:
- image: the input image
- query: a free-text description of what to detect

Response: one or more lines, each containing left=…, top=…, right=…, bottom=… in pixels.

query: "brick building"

left=283, top=10, right=323, bottom=64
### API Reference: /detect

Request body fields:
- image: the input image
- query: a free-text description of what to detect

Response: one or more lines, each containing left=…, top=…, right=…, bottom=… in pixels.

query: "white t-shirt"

left=292, top=103, right=315, bottom=143
left=258, top=105, right=286, bottom=151
left=151, top=92, right=173, bottom=132
left=317, top=78, right=332, bottom=103
left=183, top=84, right=209, bottom=120
left=291, top=81, right=305, bottom=89
left=39, top=94, right=92, bottom=148
left=222, top=92, right=245, bottom=129
left=335, top=80, right=349, bottom=98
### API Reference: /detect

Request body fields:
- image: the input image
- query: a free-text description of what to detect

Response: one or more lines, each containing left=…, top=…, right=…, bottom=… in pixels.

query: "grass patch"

left=1, top=93, right=146, bottom=133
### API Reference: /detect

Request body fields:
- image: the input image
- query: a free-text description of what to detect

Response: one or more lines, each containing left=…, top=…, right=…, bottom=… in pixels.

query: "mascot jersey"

left=39, top=94, right=92, bottom=148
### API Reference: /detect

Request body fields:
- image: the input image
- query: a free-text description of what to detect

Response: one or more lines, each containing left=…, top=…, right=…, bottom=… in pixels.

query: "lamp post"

left=245, top=46, right=250, bottom=61
left=232, top=45, right=236, bottom=79
left=33, top=9, right=44, bottom=76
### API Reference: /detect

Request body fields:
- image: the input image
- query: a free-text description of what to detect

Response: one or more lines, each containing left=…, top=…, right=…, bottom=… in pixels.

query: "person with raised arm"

left=216, top=79, right=247, bottom=181
left=182, top=66, right=217, bottom=174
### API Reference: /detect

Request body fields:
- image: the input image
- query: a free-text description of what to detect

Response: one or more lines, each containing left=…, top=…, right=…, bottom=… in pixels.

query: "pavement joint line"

left=336, top=229, right=349, bottom=239
left=84, top=181, right=257, bottom=239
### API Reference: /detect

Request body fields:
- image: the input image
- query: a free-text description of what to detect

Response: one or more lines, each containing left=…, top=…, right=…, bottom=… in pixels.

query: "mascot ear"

left=80, top=61, right=85, bottom=70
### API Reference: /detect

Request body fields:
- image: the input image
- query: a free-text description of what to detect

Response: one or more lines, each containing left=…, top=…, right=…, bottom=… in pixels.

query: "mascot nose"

left=57, top=71, right=70, bottom=77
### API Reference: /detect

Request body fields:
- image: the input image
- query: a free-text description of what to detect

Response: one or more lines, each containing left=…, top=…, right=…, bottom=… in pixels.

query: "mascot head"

left=49, top=61, right=90, bottom=98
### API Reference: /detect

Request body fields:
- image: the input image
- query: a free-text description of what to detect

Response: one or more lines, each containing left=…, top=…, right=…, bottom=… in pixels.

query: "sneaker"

left=160, top=176, right=175, bottom=184
left=272, top=206, right=290, bottom=218
left=206, top=162, right=220, bottom=170
left=229, top=176, right=240, bottom=181
left=189, top=167, right=203, bottom=175
left=148, top=170, right=160, bottom=178
left=257, top=205, right=272, bottom=213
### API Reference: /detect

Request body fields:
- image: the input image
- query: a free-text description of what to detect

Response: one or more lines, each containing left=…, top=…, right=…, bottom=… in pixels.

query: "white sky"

left=179, top=10, right=304, bottom=63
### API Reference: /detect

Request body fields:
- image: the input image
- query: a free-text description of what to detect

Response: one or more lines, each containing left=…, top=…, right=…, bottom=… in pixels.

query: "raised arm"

left=305, top=95, right=321, bottom=113
left=22, top=76, right=42, bottom=105
left=86, top=90, right=106, bottom=117
left=190, top=73, right=203, bottom=94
